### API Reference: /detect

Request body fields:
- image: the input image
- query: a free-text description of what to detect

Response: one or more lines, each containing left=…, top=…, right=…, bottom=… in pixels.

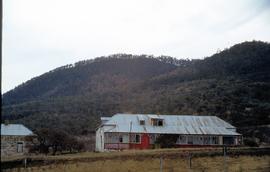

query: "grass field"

left=2, top=148, right=270, bottom=172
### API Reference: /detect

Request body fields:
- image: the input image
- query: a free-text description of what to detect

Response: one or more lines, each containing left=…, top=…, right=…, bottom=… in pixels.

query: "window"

left=187, top=136, right=193, bottom=144
left=151, top=119, right=164, bottom=126
left=135, top=134, right=140, bottom=143
left=211, top=136, right=219, bottom=145
left=158, top=120, right=163, bottom=126
left=140, top=120, right=145, bottom=125
left=17, top=142, right=23, bottom=153
left=119, top=136, right=123, bottom=143
left=149, top=134, right=155, bottom=144
left=203, top=136, right=211, bottom=145
left=177, top=135, right=187, bottom=144
left=105, top=133, right=129, bottom=143
left=105, top=133, right=119, bottom=143
left=193, top=136, right=200, bottom=145
left=130, top=134, right=141, bottom=143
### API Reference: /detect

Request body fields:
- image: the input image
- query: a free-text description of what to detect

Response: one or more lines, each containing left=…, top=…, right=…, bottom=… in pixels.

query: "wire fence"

left=2, top=147, right=270, bottom=172
left=2, top=154, right=269, bottom=172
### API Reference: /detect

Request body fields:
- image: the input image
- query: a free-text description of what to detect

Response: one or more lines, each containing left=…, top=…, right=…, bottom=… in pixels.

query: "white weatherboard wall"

left=96, top=125, right=118, bottom=152
left=95, top=127, right=104, bottom=152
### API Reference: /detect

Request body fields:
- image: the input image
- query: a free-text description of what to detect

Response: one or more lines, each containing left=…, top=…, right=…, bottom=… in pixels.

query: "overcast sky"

left=2, top=0, right=270, bottom=93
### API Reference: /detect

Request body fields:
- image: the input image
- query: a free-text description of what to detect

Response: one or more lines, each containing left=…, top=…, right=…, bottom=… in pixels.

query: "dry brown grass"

left=2, top=147, right=265, bottom=162
left=2, top=147, right=270, bottom=172
left=4, top=155, right=269, bottom=172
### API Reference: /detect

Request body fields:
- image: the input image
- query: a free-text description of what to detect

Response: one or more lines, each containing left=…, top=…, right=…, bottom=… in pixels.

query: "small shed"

left=1, top=124, right=36, bottom=157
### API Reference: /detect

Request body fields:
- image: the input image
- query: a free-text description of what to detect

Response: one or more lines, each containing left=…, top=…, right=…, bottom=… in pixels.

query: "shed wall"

left=1, top=135, right=34, bottom=157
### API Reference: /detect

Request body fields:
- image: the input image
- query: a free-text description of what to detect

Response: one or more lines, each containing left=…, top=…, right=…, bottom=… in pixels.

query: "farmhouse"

left=1, top=124, right=36, bottom=157
left=96, top=114, right=242, bottom=151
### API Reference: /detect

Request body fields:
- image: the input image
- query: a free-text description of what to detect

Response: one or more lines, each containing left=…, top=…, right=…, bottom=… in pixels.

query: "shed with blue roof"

left=1, top=123, right=36, bottom=157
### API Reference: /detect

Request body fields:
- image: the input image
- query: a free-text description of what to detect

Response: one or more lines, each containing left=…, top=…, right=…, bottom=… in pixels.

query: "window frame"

left=139, top=120, right=145, bottom=125
left=17, top=142, right=23, bottom=153
left=151, top=119, right=164, bottom=127
left=130, top=133, right=141, bottom=144
left=119, top=136, right=123, bottom=143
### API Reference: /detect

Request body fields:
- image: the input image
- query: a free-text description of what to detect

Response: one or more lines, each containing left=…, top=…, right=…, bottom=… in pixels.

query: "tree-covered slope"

left=2, top=41, right=270, bottom=143
left=3, top=55, right=177, bottom=105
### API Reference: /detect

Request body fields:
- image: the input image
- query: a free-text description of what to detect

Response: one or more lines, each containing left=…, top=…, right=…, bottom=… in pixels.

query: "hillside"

left=2, top=41, right=270, bottom=143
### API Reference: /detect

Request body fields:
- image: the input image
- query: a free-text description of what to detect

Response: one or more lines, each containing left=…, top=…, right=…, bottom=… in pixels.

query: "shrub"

left=243, top=138, right=259, bottom=147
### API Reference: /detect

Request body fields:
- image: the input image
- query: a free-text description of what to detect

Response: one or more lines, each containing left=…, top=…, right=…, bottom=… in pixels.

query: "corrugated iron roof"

left=137, top=115, right=145, bottom=121
left=1, top=124, right=34, bottom=136
left=101, top=117, right=112, bottom=125
left=101, top=117, right=112, bottom=121
left=102, top=114, right=241, bottom=136
left=147, top=114, right=164, bottom=119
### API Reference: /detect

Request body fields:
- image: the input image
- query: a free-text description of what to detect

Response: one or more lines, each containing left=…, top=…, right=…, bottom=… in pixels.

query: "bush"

left=243, top=138, right=259, bottom=147
left=36, top=128, right=84, bottom=155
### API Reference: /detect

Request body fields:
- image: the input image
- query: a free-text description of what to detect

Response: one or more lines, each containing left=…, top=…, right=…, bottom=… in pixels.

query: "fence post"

left=160, top=156, right=163, bottom=172
left=24, top=158, right=27, bottom=169
left=188, top=153, right=192, bottom=169
left=223, top=146, right=227, bottom=172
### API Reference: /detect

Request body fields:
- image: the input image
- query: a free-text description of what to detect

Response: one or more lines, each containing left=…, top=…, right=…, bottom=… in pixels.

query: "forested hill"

left=3, top=55, right=178, bottom=105
left=2, top=41, right=270, bottom=143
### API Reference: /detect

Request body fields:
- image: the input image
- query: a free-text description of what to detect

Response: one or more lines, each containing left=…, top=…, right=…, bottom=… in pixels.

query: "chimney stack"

left=4, top=120, right=9, bottom=125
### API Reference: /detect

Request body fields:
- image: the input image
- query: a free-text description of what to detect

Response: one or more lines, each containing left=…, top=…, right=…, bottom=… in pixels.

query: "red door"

left=141, top=133, right=150, bottom=149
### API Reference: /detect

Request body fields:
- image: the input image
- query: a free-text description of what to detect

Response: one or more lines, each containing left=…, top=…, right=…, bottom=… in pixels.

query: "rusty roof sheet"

left=102, top=114, right=241, bottom=136
left=1, top=124, right=34, bottom=136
